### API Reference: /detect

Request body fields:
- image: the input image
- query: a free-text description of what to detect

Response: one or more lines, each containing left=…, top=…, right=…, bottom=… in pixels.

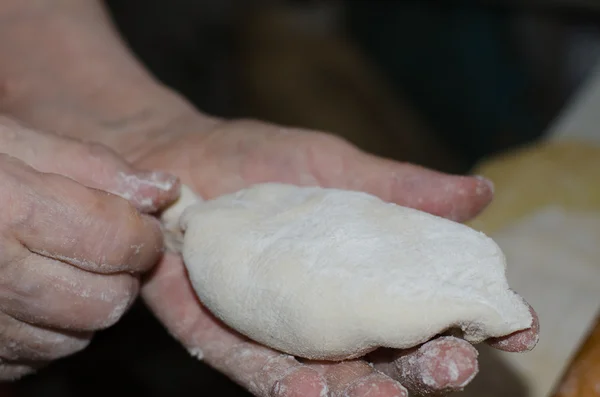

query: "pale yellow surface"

left=459, top=139, right=600, bottom=397
left=467, top=140, right=600, bottom=235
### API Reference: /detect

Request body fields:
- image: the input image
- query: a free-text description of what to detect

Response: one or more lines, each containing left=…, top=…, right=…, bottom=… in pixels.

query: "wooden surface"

left=552, top=313, right=600, bottom=397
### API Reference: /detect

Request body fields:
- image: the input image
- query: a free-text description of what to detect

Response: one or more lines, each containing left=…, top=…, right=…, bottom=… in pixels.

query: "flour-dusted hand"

left=137, top=118, right=540, bottom=397
left=0, top=1, right=538, bottom=393
left=0, top=117, right=179, bottom=379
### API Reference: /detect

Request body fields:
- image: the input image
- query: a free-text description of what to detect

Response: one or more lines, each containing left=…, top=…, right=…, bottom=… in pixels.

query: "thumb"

left=0, top=116, right=180, bottom=213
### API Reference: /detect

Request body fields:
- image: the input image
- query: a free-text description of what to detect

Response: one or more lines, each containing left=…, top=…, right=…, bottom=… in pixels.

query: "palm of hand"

left=136, top=119, right=538, bottom=397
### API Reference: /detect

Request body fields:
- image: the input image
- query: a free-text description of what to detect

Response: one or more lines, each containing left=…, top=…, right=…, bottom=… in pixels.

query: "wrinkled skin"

left=132, top=117, right=540, bottom=397
left=3, top=104, right=540, bottom=394
left=0, top=2, right=539, bottom=392
left=0, top=116, right=179, bottom=380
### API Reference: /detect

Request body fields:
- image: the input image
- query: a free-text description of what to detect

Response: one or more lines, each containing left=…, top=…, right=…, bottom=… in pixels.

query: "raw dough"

left=161, top=183, right=532, bottom=360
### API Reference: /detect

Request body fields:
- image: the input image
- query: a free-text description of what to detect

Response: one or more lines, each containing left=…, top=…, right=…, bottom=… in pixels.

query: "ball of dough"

left=165, top=183, right=532, bottom=361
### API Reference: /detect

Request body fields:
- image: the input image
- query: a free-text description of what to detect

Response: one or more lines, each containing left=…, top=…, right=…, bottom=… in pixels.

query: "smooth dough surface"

left=162, top=183, right=532, bottom=360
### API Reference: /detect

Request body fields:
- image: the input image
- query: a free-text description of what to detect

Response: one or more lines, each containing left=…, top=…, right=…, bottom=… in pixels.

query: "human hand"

left=0, top=2, right=536, bottom=392
left=0, top=117, right=179, bottom=380
left=135, top=117, right=539, bottom=397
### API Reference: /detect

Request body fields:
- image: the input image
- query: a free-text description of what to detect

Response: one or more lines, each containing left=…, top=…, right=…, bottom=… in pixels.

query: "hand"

left=135, top=117, right=540, bottom=397
left=0, top=2, right=537, bottom=392
left=0, top=116, right=179, bottom=380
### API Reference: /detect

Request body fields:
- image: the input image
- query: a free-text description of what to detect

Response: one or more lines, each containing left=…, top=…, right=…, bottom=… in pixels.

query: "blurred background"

left=106, top=0, right=600, bottom=172
left=6, top=1, right=600, bottom=396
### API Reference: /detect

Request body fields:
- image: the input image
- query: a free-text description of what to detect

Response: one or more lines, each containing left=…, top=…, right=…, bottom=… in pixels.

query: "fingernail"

left=116, top=170, right=179, bottom=195
left=473, top=175, right=495, bottom=194
left=488, top=327, right=540, bottom=353
left=392, top=337, right=479, bottom=395
left=114, top=171, right=180, bottom=212
left=417, top=338, right=479, bottom=391
left=136, top=171, right=179, bottom=191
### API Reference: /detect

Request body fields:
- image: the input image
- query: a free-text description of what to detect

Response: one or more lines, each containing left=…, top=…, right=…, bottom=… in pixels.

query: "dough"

left=161, top=183, right=532, bottom=360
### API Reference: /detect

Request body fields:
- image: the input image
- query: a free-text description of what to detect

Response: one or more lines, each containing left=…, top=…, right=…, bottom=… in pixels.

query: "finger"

left=369, top=337, right=479, bottom=396
left=0, top=311, right=91, bottom=362
left=225, top=345, right=328, bottom=397
left=142, top=253, right=328, bottom=397
left=0, top=250, right=138, bottom=331
left=487, top=303, right=539, bottom=352
left=341, top=151, right=494, bottom=223
left=306, top=360, right=408, bottom=397
left=3, top=155, right=164, bottom=274
left=0, top=116, right=180, bottom=213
